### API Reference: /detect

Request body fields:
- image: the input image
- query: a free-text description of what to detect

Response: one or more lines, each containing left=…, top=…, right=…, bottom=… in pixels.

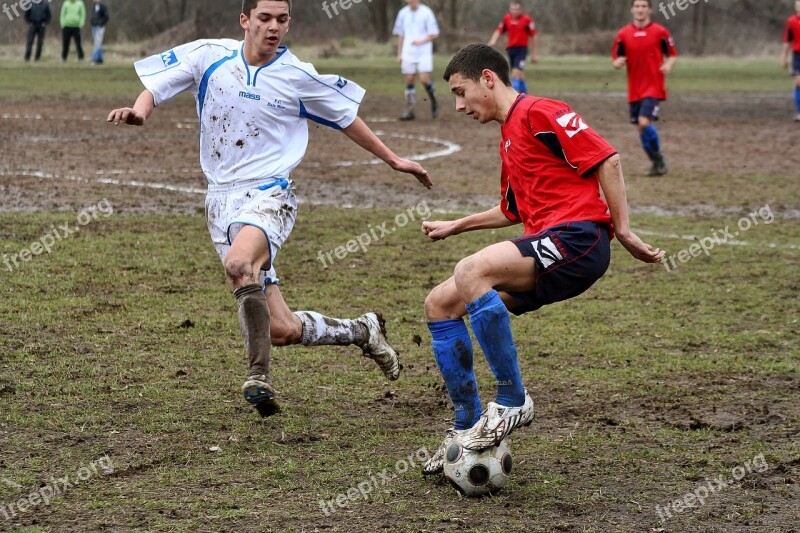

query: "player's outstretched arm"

left=487, top=29, right=501, bottom=47
left=107, top=90, right=155, bottom=126
left=597, top=155, right=665, bottom=264
left=341, top=117, right=432, bottom=189
left=422, top=206, right=516, bottom=242
left=782, top=43, right=791, bottom=69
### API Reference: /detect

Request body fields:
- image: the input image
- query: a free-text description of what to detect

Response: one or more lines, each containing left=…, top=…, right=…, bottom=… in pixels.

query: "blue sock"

left=640, top=124, right=662, bottom=161
left=428, top=319, right=482, bottom=430
left=511, top=79, right=523, bottom=93
left=794, top=87, right=800, bottom=113
left=467, top=290, right=525, bottom=407
left=519, top=79, right=528, bottom=94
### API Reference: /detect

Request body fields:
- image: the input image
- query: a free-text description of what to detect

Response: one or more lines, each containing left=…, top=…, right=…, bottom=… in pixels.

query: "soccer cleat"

left=357, top=312, right=400, bottom=381
left=458, top=391, right=535, bottom=451
left=242, top=374, right=280, bottom=418
left=422, top=427, right=462, bottom=475
left=399, top=110, right=415, bottom=121
left=795, top=113, right=800, bottom=122
left=655, top=156, right=668, bottom=176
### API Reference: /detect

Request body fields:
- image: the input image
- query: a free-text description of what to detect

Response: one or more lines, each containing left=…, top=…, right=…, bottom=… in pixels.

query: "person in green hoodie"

left=61, top=0, right=86, bottom=62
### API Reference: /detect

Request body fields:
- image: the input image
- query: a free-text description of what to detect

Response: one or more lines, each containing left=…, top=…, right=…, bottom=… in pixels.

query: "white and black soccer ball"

left=443, top=437, right=512, bottom=497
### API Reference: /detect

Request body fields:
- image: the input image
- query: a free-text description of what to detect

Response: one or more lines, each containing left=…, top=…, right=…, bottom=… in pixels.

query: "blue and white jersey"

left=134, top=39, right=365, bottom=187
left=393, top=4, right=439, bottom=63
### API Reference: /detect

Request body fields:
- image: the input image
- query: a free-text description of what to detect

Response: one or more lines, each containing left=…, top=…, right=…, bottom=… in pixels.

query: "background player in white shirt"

left=393, top=0, right=440, bottom=121
left=107, top=0, right=432, bottom=419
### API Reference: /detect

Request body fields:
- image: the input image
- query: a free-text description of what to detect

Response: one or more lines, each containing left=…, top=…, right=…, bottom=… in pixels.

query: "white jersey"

left=134, top=39, right=365, bottom=187
left=393, top=4, right=439, bottom=63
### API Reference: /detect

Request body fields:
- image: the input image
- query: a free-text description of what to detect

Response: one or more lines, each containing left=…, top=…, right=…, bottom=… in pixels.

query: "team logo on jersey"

left=504, top=139, right=512, bottom=153
left=239, top=91, right=261, bottom=101
left=530, top=237, right=564, bottom=269
left=161, top=50, right=178, bottom=67
left=335, top=76, right=349, bottom=89
left=556, top=112, right=588, bottom=138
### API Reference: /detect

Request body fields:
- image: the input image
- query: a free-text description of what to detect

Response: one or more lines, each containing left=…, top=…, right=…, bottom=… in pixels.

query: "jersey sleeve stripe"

left=197, top=50, right=238, bottom=120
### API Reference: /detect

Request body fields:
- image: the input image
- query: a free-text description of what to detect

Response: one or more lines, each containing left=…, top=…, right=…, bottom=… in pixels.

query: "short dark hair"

left=443, top=43, right=512, bottom=87
left=242, top=0, right=292, bottom=16
left=631, top=0, right=652, bottom=7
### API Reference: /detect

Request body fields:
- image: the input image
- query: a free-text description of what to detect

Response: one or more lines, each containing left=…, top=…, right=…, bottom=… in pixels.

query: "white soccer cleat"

left=459, top=391, right=535, bottom=451
left=242, top=374, right=280, bottom=418
left=422, top=427, right=462, bottom=475
left=358, top=312, right=400, bottom=381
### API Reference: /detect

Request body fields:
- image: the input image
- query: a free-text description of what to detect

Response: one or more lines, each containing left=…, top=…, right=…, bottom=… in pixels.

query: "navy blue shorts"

left=507, top=221, right=611, bottom=315
left=792, top=51, right=800, bottom=77
left=507, top=47, right=528, bottom=70
left=629, top=97, right=662, bottom=124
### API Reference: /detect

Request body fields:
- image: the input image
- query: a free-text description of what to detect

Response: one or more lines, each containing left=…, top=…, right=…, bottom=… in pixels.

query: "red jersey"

left=499, top=95, right=616, bottom=236
left=784, top=14, right=800, bottom=52
left=497, top=13, right=536, bottom=48
left=612, top=22, right=677, bottom=102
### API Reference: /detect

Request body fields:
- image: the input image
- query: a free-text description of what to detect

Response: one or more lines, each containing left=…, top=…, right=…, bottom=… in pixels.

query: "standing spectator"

left=24, top=0, right=52, bottom=62
left=612, top=0, right=677, bottom=177
left=90, top=0, right=110, bottom=65
left=393, top=0, right=440, bottom=121
left=61, top=0, right=86, bottom=63
left=488, top=1, right=538, bottom=94
left=781, top=0, right=800, bottom=121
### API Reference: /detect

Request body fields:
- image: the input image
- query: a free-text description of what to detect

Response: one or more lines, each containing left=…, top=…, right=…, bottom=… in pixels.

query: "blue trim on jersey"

left=239, top=44, right=288, bottom=87
left=198, top=49, right=239, bottom=120
left=253, top=47, right=288, bottom=87
left=287, top=64, right=363, bottom=105
left=139, top=42, right=238, bottom=78
left=257, top=179, right=290, bottom=191
left=298, top=100, right=342, bottom=130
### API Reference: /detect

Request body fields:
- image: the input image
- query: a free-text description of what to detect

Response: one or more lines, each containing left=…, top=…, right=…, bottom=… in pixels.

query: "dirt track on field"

left=1, top=92, right=798, bottom=217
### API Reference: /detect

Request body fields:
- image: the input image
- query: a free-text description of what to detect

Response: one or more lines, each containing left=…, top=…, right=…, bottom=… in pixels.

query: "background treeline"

left=0, top=0, right=793, bottom=55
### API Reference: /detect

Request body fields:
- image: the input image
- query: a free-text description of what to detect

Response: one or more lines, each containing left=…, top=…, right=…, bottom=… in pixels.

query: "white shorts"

left=205, top=178, right=297, bottom=287
left=401, top=57, right=433, bottom=75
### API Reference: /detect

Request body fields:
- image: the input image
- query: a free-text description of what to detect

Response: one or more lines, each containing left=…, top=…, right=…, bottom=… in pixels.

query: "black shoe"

left=647, top=157, right=668, bottom=177
left=399, top=110, right=415, bottom=121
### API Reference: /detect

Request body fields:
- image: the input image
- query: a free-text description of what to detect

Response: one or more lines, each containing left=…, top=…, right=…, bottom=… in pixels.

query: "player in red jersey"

left=612, top=0, right=677, bottom=176
left=781, top=0, right=800, bottom=121
left=488, top=1, right=538, bottom=94
left=419, top=43, right=665, bottom=474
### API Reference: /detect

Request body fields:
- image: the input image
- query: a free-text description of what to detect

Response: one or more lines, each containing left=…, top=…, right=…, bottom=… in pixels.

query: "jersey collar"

left=240, top=43, right=288, bottom=87
left=504, top=93, right=527, bottom=124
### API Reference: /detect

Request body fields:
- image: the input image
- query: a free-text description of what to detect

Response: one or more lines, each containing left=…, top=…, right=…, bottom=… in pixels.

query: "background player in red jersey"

left=488, top=1, right=538, bottom=94
left=418, top=43, right=665, bottom=475
left=781, top=0, right=800, bottom=121
left=612, top=0, right=677, bottom=176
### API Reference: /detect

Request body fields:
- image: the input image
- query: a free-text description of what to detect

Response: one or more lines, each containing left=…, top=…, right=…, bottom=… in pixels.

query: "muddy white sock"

left=294, top=311, right=368, bottom=347
left=234, top=284, right=271, bottom=377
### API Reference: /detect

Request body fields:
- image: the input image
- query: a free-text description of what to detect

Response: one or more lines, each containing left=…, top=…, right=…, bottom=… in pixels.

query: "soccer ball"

left=443, top=437, right=512, bottom=497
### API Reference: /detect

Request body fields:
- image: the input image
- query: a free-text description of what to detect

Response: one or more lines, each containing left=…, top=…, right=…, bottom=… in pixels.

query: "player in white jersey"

left=107, top=0, right=432, bottom=419
left=393, top=0, right=440, bottom=121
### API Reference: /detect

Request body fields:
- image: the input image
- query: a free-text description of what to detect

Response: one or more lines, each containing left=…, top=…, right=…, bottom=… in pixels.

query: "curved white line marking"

left=631, top=229, right=800, bottom=251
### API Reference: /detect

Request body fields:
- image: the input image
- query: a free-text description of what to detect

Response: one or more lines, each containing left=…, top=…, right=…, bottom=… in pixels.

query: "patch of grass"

left=0, top=208, right=797, bottom=531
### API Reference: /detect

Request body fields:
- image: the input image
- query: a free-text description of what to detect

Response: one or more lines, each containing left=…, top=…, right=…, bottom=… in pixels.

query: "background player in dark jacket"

left=781, top=0, right=800, bottom=121
left=24, top=0, right=51, bottom=62
left=612, top=0, right=677, bottom=177
left=90, top=0, right=110, bottom=65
